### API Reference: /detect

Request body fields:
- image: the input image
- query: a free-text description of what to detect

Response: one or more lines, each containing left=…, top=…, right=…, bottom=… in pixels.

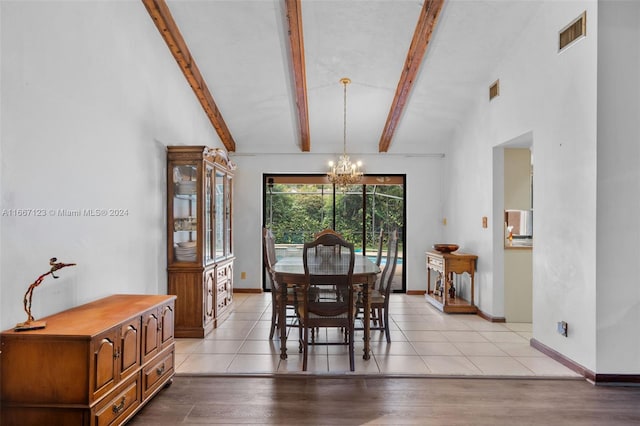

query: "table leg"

left=279, top=282, right=288, bottom=360
left=362, top=280, right=371, bottom=360
left=470, top=270, right=475, bottom=307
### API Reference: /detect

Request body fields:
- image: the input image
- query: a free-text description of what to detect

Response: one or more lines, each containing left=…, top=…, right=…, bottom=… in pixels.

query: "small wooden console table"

left=425, top=250, right=478, bottom=313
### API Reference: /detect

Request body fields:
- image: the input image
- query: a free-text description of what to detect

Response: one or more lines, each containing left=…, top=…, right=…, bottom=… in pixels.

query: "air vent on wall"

left=489, top=79, right=500, bottom=101
left=559, top=11, right=586, bottom=52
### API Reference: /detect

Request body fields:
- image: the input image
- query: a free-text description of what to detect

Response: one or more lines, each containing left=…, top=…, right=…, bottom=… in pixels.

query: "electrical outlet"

left=557, top=321, right=568, bottom=337
left=240, top=272, right=246, bottom=280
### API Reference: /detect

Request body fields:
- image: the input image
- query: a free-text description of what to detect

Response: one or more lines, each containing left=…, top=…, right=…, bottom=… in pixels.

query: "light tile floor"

left=174, top=293, right=581, bottom=378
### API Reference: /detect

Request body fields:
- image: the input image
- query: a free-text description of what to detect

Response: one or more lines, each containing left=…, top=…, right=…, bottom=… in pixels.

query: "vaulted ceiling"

left=143, top=0, right=541, bottom=156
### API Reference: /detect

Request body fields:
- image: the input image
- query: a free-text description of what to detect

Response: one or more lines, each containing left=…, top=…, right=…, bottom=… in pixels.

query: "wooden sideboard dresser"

left=0, top=294, right=176, bottom=425
left=425, top=250, right=478, bottom=313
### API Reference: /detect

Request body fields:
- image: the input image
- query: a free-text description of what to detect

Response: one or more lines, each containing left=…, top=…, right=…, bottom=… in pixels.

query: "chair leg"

left=383, top=307, right=391, bottom=343
left=370, top=307, right=379, bottom=326
left=298, top=319, right=303, bottom=353
left=348, top=324, right=355, bottom=372
left=302, top=326, right=309, bottom=371
left=269, top=301, right=278, bottom=340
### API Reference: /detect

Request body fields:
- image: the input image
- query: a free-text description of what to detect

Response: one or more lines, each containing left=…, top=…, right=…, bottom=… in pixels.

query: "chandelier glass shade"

left=327, top=78, right=363, bottom=187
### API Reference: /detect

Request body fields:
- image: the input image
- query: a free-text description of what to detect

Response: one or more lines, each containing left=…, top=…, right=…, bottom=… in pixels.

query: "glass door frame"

left=262, top=173, right=406, bottom=293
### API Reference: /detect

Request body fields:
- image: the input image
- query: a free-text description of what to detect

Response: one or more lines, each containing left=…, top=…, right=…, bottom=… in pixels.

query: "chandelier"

left=327, top=77, right=363, bottom=187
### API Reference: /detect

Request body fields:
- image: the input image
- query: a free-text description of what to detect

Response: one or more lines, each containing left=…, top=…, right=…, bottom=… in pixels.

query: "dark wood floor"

left=129, top=376, right=640, bottom=425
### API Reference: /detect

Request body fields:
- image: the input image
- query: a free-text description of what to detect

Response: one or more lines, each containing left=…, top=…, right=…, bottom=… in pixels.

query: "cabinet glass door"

left=172, top=164, right=198, bottom=263
left=225, top=174, right=233, bottom=257
left=215, top=169, right=225, bottom=260
left=204, top=166, right=214, bottom=264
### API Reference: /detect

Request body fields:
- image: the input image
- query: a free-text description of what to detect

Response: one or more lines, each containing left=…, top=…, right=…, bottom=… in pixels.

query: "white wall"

left=231, top=153, right=444, bottom=294
left=0, top=1, right=3, bottom=322
left=0, top=1, right=223, bottom=330
left=444, top=1, right=599, bottom=370
left=596, top=0, right=640, bottom=374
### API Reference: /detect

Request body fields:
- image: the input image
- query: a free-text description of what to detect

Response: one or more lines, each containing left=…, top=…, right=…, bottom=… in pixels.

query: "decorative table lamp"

left=14, top=257, right=76, bottom=331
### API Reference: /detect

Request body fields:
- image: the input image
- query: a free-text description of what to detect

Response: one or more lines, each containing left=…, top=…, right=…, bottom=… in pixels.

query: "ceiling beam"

left=284, top=0, right=311, bottom=152
left=378, top=0, right=445, bottom=153
left=142, top=0, right=237, bottom=152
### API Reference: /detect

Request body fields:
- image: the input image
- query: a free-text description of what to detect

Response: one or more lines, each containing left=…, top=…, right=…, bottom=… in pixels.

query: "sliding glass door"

left=334, top=184, right=363, bottom=247
left=263, top=175, right=405, bottom=292
left=364, top=182, right=404, bottom=292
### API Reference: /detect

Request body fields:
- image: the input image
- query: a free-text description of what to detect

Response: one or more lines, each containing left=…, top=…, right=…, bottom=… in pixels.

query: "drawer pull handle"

left=112, top=396, right=126, bottom=414
left=156, top=363, right=166, bottom=376
left=113, top=349, right=120, bottom=359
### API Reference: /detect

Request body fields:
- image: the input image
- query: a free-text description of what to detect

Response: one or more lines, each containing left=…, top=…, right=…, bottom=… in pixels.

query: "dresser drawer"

left=217, top=264, right=231, bottom=280
left=93, top=373, right=140, bottom=426
left=427, top=257, right=444, bottom=271
left=217, top=278, right=230, bottom=292
left=217, top=281, right=230, bottom=311
left=142, top=348, right=174, bottom=400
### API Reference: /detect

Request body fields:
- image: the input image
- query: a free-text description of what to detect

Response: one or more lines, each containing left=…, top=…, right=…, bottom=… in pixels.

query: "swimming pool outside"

left=275, top=245, right=402, bottom=265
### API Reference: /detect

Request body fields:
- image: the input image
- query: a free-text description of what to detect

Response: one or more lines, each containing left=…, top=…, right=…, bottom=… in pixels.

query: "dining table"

left=272, top=253, right=380, bottom=361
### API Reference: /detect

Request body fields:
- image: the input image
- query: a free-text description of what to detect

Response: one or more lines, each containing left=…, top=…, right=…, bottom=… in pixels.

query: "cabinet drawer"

left=217, top=297, right=228, bottom=311
left=142, top=349, right=174, bottom=400
left=427, top=257, right=444, bottom=271
left=217, top=278, right=230, bottom=292
left=217, top=265, right=231, bottom=280
left=217, top=281, right=229, bottom=310
left=93, top=373, right=140, bottom=426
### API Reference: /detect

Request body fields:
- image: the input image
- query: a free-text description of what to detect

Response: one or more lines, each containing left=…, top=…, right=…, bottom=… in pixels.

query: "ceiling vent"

left=559, top=11, right=586, bottom=52
left=489, top=80, right=500, bottom=101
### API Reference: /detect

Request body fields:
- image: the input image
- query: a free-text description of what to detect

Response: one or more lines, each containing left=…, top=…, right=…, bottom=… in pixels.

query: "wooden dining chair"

left=312, top=228, right=344, bottom=256
left=374, top=228, right=384, bottom=268
left=357, top=229, right=398, bottom=343
left=313, top=228, right=343, bottom=239
left=295, top=233, right=356, bottom=371
left=263, top=227, right=298, bottom=339
left=353, top=228, right=384, bottom=326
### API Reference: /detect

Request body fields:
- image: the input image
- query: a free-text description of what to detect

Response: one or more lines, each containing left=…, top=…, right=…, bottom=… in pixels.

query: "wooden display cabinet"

left=167, top=146, right=235, bottom=338
left=0, top=294, right=175, bottom=426
left=425, top=250, right=478, bottom=313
